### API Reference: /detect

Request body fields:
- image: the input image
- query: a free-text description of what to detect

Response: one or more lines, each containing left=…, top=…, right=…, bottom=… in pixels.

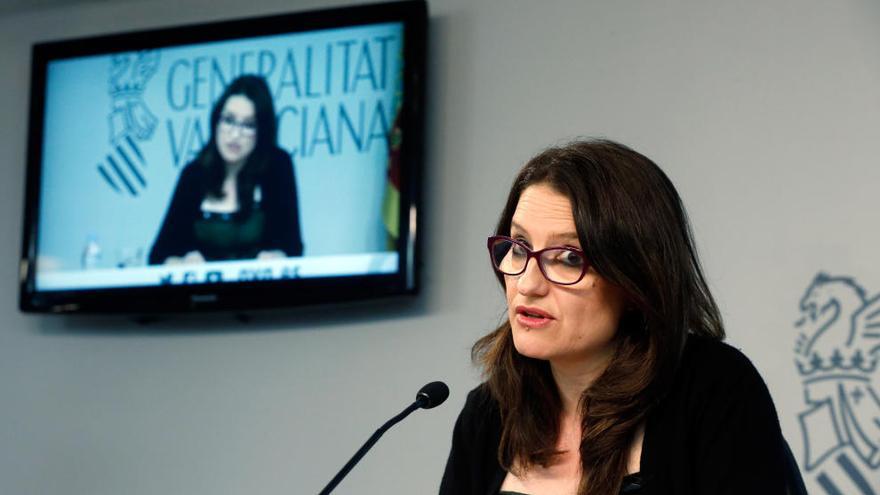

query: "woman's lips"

left=515, top=305, right=554, bottom=329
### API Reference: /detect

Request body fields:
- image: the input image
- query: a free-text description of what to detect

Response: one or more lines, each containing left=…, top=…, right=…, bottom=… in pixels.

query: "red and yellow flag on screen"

left=381, top=108, right=402, bottom=250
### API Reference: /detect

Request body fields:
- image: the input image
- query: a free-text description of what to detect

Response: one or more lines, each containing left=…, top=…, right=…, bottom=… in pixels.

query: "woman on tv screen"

left=148, top=74, right=304, bottom=265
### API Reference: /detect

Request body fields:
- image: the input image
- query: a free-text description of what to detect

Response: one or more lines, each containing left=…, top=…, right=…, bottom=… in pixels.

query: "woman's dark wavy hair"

left=472, top=139, right=724, bottom=495
left=199, top=74, right=277, bottom=213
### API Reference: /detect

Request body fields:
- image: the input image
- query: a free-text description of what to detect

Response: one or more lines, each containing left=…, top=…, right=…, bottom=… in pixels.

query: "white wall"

left=2, top=1, right=879, bottom=494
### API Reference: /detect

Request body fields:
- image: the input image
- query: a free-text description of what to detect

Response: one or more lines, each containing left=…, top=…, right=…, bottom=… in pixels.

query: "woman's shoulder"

left=177, top=158, right=206, bottom=181
left=258, top=147, right=294, bottom=182
left=682, top=335, right=762, bottom=378
left=451, top=383, right=502, bottom=438
left=677, top=334, right=774, bottom=402
left=461, top=383, right=499, bottom=417
left=644, top=340, right=788, bottom=494
left=266, top=146, right=293, bottom=167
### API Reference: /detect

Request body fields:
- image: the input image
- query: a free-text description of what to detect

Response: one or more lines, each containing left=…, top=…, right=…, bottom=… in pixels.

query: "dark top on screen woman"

left=148, top=147, right=303, bottom=264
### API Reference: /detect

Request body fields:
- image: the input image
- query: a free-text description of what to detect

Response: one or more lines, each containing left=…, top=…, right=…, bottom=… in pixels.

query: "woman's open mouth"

left=515, top=305, right=554, bottom=328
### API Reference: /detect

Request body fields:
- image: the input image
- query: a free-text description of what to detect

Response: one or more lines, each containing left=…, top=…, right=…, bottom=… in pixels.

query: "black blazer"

left=440, top=335, right=790, bottom=494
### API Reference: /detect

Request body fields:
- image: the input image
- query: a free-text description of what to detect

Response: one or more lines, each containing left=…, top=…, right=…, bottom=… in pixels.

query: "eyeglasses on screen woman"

left=487, top=235, right=589, bottom=285
left=218, top=114, right=257, bottom=137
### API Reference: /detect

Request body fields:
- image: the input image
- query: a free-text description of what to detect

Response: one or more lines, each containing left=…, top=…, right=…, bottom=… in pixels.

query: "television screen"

left=20, top=0, right=426, bottom=313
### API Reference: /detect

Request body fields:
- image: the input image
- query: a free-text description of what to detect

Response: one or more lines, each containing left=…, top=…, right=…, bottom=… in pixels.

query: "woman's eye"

left=559, top=250, right=584, bottom=267
left=511, top=243, right=528, bottom=257
left=220, top=115, right=256, bottom=130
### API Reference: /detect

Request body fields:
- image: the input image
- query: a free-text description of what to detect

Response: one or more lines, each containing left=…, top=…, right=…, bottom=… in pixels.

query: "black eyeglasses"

left=487, top=235, right=589, bottom=285
left=218, top=114, right=257, bottom=137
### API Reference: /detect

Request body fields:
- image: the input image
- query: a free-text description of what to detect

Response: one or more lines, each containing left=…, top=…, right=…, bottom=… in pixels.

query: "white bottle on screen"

left=81, top=236, right=102, bottom=270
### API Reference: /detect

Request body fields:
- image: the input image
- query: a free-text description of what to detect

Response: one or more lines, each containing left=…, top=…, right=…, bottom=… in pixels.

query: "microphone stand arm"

left=317, top=400, right=422, bottom=495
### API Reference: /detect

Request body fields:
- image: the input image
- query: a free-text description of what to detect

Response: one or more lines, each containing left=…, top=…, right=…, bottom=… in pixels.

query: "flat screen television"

left=19, top=0, right=427, bottom=314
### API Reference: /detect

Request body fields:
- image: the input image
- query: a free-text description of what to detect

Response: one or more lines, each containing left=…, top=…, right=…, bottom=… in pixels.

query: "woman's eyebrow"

left=510, top=221, right=528, bottom=236
left=551, top=232, right=580, bottom=243
left=510, top=222, right=579, bottom=243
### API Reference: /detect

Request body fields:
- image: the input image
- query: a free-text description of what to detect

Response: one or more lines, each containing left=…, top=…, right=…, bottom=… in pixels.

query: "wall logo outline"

left=795, top=272, right=880, bottom=494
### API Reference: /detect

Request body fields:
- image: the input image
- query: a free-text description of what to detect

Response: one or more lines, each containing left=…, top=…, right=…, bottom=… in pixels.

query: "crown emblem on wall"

left=793, top=272, right=880, bottom=373
left=793, top=272, right=880, bottom=490
left=795, top=348, right=878, bottom=376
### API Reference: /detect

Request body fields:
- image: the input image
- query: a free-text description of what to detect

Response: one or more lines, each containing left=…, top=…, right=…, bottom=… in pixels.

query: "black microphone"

left=317, top=381, right=449, bottom=495
left=415, top=381, right=450, bottom=409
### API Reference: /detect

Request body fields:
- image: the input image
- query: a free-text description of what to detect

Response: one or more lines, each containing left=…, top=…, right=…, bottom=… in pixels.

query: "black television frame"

left=19, top=0, right=427, bottom=314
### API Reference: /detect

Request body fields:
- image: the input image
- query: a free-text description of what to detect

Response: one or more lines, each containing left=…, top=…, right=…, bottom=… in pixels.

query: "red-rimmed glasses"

left=487, top=235, right=589, bottom=285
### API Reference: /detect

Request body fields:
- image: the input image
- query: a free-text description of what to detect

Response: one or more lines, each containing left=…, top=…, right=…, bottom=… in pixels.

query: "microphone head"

left=415, top=381, right=449, bottom=409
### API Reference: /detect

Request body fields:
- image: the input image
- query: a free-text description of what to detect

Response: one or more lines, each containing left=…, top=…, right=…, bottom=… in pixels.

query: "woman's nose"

left=516, top=257, right=549, bottom=295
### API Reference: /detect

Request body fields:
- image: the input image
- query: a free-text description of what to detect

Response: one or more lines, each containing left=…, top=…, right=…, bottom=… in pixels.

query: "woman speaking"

left=149, top=75, right=303, bottom=265
left=440, top=140, right=796, bottom=494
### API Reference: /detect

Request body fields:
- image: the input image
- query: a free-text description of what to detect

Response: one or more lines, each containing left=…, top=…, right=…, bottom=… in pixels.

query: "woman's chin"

left=511, top=326, right=552, bottom=361
left=219, top=151, right=246, bottom=164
